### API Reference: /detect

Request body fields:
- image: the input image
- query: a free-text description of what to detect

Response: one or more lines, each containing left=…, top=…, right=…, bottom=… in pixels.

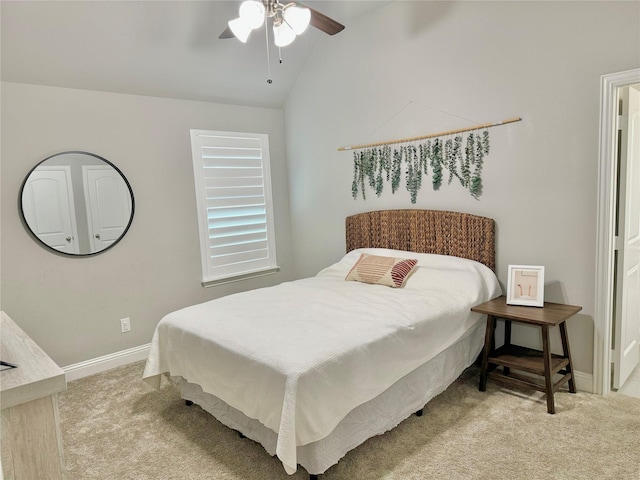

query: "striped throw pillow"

left=345, top=253, right=418, bottom=288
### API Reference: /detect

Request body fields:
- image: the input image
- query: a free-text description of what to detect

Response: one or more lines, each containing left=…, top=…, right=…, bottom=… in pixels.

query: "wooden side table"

left=1, top=311, right=67, bottom=479
left=472, top=296, right=582, bottom=414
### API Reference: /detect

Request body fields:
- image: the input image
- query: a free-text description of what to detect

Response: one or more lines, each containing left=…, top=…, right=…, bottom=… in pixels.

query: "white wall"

left=1, top=83, right=294, bottom=367
left=284, top=1, right=640, bottom=375
left=2, top=1, right=638, bottom=378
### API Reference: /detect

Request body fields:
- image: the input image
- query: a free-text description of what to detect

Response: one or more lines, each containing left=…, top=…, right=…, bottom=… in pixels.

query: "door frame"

left=594, top=68, right=640, bottom=395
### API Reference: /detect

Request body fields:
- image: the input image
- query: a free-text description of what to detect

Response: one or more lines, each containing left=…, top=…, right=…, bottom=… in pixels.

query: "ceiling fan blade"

left=219, top=26, right=234, bottom=39
left=302, top=4, right=345, bottom=35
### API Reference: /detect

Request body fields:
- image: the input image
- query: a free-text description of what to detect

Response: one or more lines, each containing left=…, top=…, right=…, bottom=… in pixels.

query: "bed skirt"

left=172, top=319, right=485, bottom=476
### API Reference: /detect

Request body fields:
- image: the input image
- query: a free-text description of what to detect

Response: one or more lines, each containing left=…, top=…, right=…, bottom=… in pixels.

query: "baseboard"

left=573, top=370, right=593, bottom=393
left=62, top=345, right=596, bottom=395
left=63, top=343, right=150, bottom=382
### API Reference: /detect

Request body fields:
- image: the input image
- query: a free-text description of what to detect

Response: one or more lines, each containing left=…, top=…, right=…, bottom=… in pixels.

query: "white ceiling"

left=1, top=1, right=389, bottom=109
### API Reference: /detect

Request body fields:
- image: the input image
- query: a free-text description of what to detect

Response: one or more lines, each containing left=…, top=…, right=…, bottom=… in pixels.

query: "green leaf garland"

left=351, top=129, right=490, bottom=203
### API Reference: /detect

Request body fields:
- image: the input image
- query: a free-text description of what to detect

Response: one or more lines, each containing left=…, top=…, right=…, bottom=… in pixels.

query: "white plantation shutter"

left=190, top=130, right=278, bottom=284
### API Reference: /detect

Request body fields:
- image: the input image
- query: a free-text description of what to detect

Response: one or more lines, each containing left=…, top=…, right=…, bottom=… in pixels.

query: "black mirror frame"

left=19, top=151, right=135, bottom=257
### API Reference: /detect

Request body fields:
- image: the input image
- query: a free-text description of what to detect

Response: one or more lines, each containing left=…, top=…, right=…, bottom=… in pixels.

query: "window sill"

left=201, top=267, right=280, bottom=288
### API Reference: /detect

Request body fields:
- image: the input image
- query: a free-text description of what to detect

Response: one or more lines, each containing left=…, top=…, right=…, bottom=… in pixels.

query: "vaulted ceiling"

left=1, top=1, right=388, bottom=109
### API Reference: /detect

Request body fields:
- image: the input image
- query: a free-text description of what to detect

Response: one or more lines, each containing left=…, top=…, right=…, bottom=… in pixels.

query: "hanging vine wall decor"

left=350, top=130, right=490, bottom=203
left=340, top=116, right=521, bottom=204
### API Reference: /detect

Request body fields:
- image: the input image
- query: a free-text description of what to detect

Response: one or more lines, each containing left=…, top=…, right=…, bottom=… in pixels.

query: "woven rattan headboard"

left=345, top=209, right=495, bottom=271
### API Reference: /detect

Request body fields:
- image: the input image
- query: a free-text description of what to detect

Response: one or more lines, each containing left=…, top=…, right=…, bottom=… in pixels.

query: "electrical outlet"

left=120, top=317, right=131, bottom=333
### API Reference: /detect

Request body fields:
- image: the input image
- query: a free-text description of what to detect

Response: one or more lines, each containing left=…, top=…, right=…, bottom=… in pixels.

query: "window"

left=190, top=130, right=278, bottom=285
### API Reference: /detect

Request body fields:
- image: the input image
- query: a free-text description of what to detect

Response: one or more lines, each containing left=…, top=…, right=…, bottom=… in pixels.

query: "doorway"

left=594, top=68, right=640, bottom=396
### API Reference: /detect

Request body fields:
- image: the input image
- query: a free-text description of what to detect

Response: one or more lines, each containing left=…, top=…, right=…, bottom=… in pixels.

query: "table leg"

left=559, top=321, right=576, bottom=393
left=541, top=325, right=555, bottom=414
left=479, top=314, right=496, bottom=392
left=503, top=319, right=512, bottom=376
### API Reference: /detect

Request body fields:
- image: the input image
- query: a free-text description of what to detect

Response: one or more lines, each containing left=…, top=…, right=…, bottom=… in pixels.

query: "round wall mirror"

left=19, top=151, right=135, bottom=256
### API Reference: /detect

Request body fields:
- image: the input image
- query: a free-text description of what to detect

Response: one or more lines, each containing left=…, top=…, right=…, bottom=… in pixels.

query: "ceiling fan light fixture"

left=219, top=0, right=345, bottom=83
left=273, top=21, right=296, bottom=47
left=239, top=0, right=265, bottom=30
left=283, top=5, right=311, bottom=35
left=228, top=17, right=252, bottom=43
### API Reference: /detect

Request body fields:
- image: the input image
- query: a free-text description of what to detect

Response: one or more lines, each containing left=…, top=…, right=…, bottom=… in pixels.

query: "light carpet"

left=58, top=361, right=640, bottom=480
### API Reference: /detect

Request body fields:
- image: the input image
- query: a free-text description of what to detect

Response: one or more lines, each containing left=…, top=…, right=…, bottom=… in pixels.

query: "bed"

left=143, top=209, right=501, bottom=478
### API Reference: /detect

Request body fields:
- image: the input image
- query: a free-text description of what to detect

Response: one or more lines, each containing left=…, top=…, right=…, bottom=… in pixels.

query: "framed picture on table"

left=506, top=265, right=545, bottom=307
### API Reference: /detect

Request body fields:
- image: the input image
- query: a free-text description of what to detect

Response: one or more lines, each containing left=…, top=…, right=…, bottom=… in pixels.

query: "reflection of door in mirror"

left=82, top=165, right=133, bottom=252
left=21, top=166, right=80, bottom=254
left=20, top=151, right=135, bottom=256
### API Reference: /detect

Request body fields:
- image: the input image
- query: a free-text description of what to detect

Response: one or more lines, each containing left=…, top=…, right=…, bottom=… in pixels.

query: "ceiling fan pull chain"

left=279, top=46, right=283, bottom=64
left=265, top=21, right=273, bottom=84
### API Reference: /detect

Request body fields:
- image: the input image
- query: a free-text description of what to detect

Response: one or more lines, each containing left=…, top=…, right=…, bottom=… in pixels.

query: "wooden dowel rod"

left=337, top=117, right=522, bottom=152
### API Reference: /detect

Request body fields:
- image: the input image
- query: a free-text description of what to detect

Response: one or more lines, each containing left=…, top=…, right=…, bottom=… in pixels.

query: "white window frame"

left=190, top=129, right=278, bottom=286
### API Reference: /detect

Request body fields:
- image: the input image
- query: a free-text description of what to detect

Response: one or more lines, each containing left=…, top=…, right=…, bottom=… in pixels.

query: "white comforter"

left=143, top=248, right=501, bottom=474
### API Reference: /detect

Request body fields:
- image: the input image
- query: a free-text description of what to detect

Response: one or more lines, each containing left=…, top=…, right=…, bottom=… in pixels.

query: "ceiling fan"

left=219, top=0, right=345, bottom=47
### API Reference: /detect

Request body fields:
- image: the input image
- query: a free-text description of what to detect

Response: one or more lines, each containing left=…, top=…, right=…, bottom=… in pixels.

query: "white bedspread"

left=143, top=249, right=501, bottom=474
